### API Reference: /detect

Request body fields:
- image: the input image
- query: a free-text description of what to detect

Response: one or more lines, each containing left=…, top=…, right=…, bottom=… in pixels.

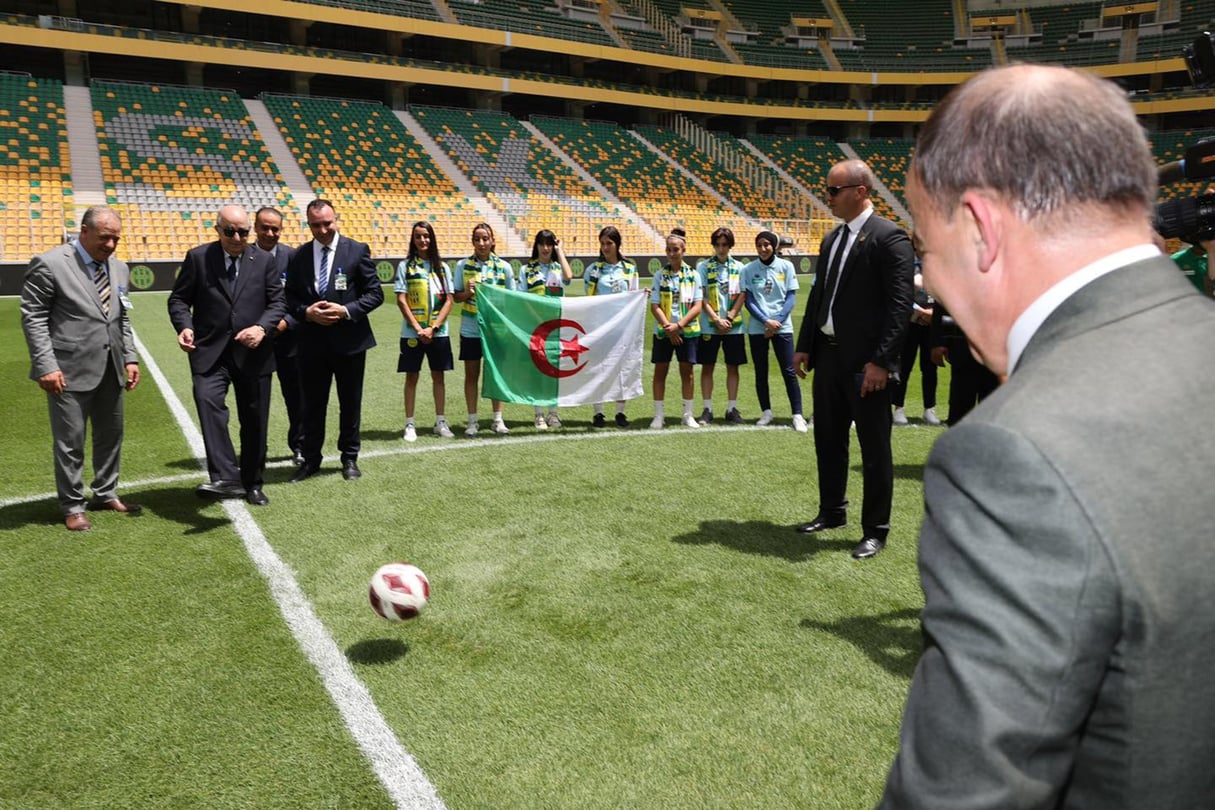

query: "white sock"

left=615, top=402, right=626, bottom=415
left=493, top=412, right=505, bottom=424
left=467, top=413, right=478, bottom=423
left=406, top=417, right=416, bottom=426
left=682, top=399, right=694, bottom=417
left=654, top=401, right=665, bottom=418
left=594, top=403, right=605, bottom=415
left=435, top=414, right=445, bottom=422
left=702, top=399, right=713, bottom=411
left=728, top=399, right=738, bottom=411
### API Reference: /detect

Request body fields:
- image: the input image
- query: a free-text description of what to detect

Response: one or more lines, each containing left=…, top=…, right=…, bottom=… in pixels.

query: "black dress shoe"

left=592, top=413, right=607, bottom=428
left=851, top=537, right=887, bottom=560
left=796, top=514, right=847, bottom=533
left=614, top=413, right=630, bottom=427
left=246, top=487, right=269, bottom=506
left=341, top=460, right=361, bottom=480
left=196, top=480, right=246, bottom=499
left=289, top=463, right=320, bottom=483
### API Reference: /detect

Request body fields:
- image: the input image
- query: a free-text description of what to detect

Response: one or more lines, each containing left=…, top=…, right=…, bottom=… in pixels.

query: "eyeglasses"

left=713, top=241, right=732, bottom=247
left=221, top=227, right=251, bottom=238
left=826, top=184, right=862, bottom=196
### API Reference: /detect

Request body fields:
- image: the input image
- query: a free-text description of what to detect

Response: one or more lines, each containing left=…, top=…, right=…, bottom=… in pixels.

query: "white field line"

left=2, top=416, right=799, bottom=509
left=128, top=328, right=446, bottom=810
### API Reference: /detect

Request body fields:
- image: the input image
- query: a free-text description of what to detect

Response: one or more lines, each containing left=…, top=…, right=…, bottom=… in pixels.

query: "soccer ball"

left=368, top=562, right=430, bottom=621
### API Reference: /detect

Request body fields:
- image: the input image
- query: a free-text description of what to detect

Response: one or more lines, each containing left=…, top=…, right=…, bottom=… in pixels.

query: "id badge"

left=334, top=273, right=348, bottom=292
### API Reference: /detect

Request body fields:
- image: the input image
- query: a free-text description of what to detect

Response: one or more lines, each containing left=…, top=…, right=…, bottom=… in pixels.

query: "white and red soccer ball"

left=368, top=562, right=430, bottom=621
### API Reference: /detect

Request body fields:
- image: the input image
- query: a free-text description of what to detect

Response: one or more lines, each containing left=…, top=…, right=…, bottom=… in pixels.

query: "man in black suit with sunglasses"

left=168, top=204, right=285, bottom=506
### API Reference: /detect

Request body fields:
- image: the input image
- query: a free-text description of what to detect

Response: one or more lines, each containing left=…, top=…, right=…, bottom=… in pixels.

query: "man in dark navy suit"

left=793, top=160, right=915, bottom=560
left=251, top=206, right=303, bottom=466
left=284, top=199, right=384, bottom=482
left=168, top=204, right=285, bottom=506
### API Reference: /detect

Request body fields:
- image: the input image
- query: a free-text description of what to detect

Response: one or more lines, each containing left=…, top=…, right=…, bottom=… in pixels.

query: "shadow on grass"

left=672, top=519, right=856, bottom=561
left=892, top=462, right=926, bottom=481
left=0, top=487, right=234, bottom=535
left=347, top=638, right=410, bottom=665
left=799, top=607, right=923, bottom=678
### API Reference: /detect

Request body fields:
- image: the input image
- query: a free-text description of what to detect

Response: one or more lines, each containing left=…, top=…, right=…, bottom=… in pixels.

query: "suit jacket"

left=20, top=242, right=136, bottom=390
left=880, top=256, right=1215, bottom=809
left=796, top=212, right=914, bottom=373
left=167, top=241, right=285, bottom=377
left=252, top=243, right=299, bottom=359
left=284, top=235, right=384, bottom=356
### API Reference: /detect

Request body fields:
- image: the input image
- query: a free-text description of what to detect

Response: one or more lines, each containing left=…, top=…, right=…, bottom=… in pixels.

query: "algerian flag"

left=477, top=284, right=646, bottom=406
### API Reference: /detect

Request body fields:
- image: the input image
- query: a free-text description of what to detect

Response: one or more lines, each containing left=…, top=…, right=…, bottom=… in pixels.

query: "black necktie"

left=816, top=228, right=848, bottom=328
left=226, top=256, right=237, bottom=284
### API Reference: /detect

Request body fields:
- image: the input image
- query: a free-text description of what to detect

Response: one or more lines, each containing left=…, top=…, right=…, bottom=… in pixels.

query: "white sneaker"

left=403, top=424, right=417, bottom=442
left=492, top=419, right=510, bottom=435
left=892, top=407, right=909, bottom=426
left=792, top=414, right=808, bottom=433
left=435, top=420, right=454, bottom=439
left=546, top=412, right=562, bottom=428
left=923, top=407, right=942, bottom=426
left=534, top=415, right=548, bottom=430
left=681, top=413, right=700, bottom=428
left=464, top=421, right=479, bottom=437
left=756, top=411, right=774, bottom=426
left=649, top=415, right=665, bottom=430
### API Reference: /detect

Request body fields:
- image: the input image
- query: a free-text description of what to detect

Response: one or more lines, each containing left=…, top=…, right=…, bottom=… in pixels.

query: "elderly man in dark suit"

left=21, top=206, right=141, bottom=531
left=251, top=206, right=303, bottom=466
left=879, top=64, right=1215, bottom=809
left=284, top=199, right=384, bottom=482
left=168, top=204, right=285, bottom=506
left=793, top=159, right=915, bottom=560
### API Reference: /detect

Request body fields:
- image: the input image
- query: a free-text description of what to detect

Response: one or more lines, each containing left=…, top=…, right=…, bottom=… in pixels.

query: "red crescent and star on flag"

left=530, top=319, right=590, bottom=378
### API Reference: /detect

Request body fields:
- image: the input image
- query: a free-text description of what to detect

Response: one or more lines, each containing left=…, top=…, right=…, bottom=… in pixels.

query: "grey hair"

left=911, top=64, right=1155, bottom=228
left=81, top=205, right=120, bottom=229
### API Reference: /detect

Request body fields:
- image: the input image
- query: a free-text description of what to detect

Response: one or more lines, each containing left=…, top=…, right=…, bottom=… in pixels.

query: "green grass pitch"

left=1, top=287, right=948, bottom=809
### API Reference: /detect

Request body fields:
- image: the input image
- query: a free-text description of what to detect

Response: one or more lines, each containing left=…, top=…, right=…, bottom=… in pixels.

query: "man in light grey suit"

left=21, top=206, right=141, bottom=532
left=880, top=65, right=1215, bottom=808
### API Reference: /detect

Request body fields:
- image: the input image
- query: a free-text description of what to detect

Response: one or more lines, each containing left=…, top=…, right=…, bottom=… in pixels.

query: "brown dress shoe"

left=88, top=498, right=143, bottom=514
left=65, top=512, right=92, bottom=532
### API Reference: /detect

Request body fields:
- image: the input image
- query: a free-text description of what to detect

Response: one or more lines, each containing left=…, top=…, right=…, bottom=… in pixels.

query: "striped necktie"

left=93, top=260, right=111, bottom=316
left=317, top=245, right=330, bottom=296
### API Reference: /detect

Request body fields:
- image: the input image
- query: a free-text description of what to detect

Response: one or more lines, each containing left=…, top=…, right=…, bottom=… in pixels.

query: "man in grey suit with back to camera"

left=880, top=64, right=1215, bottom=809
left=168, top=205, right=284, bottom=506
left=21, top=205, right=142, bottom=531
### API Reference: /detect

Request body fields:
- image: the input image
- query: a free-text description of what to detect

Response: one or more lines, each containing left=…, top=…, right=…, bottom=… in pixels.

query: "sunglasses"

left=221, top=226, right=251, bottom=238
left=826, top=184, right=862, bottom=196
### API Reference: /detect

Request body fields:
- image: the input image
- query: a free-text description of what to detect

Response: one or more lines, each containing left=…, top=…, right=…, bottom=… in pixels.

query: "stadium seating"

left=847, top=138, right=913, bottom=219
left=296, top=0, right=442, bottom=22
left=411, top=106, right=659, bottom=255
left=533, top=115, right=755, bottom=256
left=635, top=124, right=788, bottom=221
left=91, top=80, right=305, bottom=261
left=1151, top=128, right=1215, bottom=204
left=261, top=94, right=476, bottom=256
left=0, top=73, right=73, bottom=262
left=448, top=0, right=618, bottom=47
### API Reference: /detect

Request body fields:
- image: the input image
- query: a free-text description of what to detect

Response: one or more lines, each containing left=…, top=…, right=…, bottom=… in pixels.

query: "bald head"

left=215, top=205, right=251, bottom=257
left=910, top=64, right=1156, bottom=233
